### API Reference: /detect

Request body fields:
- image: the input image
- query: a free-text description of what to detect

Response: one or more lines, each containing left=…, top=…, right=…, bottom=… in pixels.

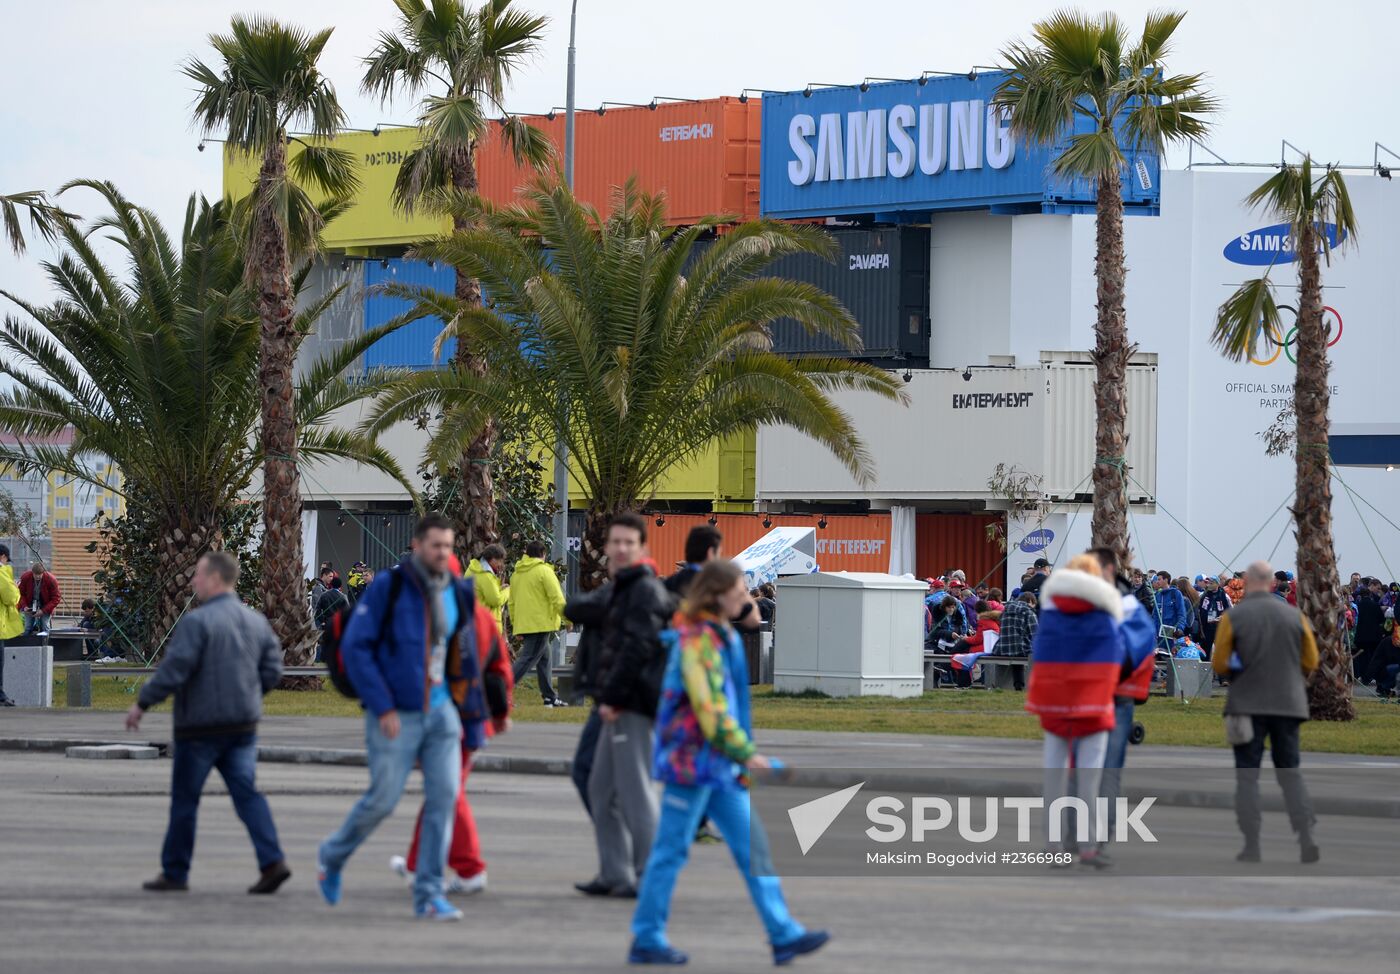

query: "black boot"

left=1299, top=835, right=1320, bottom=864
left=248, top=860, right=291, bottom=894
left=1235, top=839, right=1261, bottom=863
left=142, top=874, right=189, bottom=892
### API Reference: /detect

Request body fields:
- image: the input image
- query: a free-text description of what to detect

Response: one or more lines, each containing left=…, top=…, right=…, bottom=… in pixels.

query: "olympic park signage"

left=759, top=73, right=1160, bottom=219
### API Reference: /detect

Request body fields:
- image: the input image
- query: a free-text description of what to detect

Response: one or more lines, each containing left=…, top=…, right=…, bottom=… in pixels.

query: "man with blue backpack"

left=317, top=513, right=509, bottom=921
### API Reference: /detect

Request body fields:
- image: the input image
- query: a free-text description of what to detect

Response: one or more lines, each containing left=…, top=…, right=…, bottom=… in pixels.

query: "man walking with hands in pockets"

left=127, top=551, right=289, bottom=894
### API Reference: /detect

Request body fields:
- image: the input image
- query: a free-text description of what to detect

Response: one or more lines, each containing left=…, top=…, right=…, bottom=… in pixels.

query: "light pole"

left=551, top=0, right=577, bottom=564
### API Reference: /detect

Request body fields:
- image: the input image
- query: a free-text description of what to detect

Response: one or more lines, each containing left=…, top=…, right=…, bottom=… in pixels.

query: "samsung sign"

left=760, top=73, right=1160, bottom=220
left=1223, top=222, right=1348, bottom=266
left=786, top=101, right=1015, bottom=185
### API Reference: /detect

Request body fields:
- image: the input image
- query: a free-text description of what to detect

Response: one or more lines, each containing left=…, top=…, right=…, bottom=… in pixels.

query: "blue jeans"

left=24, top=611, right=50, bottom=635
left=572, top=707, right=602, bottom=819
left=320, top=701, right=462, bottom=908
left=632, top=783, right=804, bottom=951
left=1099, top=697, right=1136, bottom=843
left=161, top=733, right=282, bottom=884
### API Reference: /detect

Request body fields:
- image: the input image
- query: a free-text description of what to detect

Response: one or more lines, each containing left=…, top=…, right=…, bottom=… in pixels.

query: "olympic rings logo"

left=1248, top=305, right=1343, bottom=367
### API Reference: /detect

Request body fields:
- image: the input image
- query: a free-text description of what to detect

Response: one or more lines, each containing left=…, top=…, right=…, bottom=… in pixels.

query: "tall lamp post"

left=551, top=0, right=577, bottom=565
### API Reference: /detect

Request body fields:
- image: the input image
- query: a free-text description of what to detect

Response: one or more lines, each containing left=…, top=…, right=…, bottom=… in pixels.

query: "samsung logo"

left=1016, top=528, right=1054, bottom=553
left=849, top=253, right=890, bottom=270
left=786, top=101, right=1015, bottom=186
left=1223, top=222, right=1347, bottom=266
left=660, top=123, right=713, bottom=142
left=952, top=392, right=1034, bottom=409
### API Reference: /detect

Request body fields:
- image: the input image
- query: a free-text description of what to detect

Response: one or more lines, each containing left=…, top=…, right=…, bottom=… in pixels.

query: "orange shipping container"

left=914, top=514, right=1006, bottom=591
left=476, top=98, right=761, bottom=225
left=646, top=513, right=891, bottom=580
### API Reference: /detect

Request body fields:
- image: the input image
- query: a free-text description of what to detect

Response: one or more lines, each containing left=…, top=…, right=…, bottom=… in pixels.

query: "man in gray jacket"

left=125, top=551, right=290, bottom=894
left=1212, top=560, right=1320, bottom=864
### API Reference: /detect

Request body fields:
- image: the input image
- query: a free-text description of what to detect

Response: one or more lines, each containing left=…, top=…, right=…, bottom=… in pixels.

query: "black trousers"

left=1232, top=715, right=1314, bottom=843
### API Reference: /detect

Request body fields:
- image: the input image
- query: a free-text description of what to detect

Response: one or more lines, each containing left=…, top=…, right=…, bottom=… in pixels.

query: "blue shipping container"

left=760, top=72, right=1159, bottom=220
left=363, top=257, right=457, bottom=370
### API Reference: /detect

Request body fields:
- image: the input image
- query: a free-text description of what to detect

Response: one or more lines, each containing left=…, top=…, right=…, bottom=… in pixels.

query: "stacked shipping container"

left=476, top=98, right=761, bottom=224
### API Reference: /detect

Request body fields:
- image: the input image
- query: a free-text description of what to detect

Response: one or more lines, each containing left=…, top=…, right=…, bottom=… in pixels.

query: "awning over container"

left=734, top=527, right=818, bottom=587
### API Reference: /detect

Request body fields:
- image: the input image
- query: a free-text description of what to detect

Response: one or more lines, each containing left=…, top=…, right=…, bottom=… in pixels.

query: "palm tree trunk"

left=1090, top=175, right=1134, bottom=569
left=252, top=137, right=314, bottom=665
left=449, top=146, right=499, bottom=563
left=580, top=500, right=627, bottom=591
left=146, top=517, right=219, bottom=661
left=1292, top=222, right=1352, bottom=720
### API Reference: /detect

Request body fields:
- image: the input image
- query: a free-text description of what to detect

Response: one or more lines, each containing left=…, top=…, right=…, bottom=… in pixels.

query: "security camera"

left=803, top=86, right=813, bottom=98
left=860, top=82, right=870, bottom=92
left=902, top=370, right=912, bottom=383
left=197, top=141, right=206, bottom=152
left=962, top=368, right=973, bottom=382
left=372, top=125, right=381, bottom=137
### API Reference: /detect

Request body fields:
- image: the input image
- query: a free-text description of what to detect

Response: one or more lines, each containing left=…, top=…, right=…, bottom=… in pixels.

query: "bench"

left=923, top=651, right=1031, bottom=691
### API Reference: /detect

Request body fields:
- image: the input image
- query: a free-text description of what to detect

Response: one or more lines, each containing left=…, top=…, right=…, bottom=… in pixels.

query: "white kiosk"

left=773, top=572, right=926, bottom=698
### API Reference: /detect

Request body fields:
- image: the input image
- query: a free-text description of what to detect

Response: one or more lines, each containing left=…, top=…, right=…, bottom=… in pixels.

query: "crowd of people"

left=126, top=516, right=826, bottom=967
left=921, top=554, right=1398, bottom=696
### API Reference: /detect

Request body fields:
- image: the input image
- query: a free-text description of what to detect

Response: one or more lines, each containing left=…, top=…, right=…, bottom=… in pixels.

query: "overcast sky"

left=2, top=0, right=1397, bottom=301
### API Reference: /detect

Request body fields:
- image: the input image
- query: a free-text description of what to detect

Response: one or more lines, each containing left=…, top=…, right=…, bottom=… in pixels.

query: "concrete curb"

left=5, top=735, right=1397, bottom=819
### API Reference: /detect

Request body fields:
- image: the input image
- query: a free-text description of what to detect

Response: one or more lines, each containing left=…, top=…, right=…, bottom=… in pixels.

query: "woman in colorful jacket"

left=1026, top=553, right=1127, bottom=868
left=629, top=559, right=828, bottom=967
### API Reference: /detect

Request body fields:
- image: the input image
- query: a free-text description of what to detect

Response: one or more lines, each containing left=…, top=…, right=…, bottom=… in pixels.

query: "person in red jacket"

left=390, top=554, right=514, bottom=896
left=19, top=561, right=61, bottom=634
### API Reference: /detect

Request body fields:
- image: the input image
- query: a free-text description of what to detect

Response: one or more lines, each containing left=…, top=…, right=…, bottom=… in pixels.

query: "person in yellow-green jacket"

left=507, top=540, right=568, bottom=707
left=0, top=543, right=25, bottom=706
left=467, top=544, right=509, bottom=631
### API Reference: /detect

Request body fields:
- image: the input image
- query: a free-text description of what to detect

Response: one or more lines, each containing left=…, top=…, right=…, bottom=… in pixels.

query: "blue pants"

left=320, top=702, right=462, bottom=909
left=572, top=707, right=602, bottom=818
left=161, top=733, right=282, bottom=884
left=631, top=783, right=804, bottom=951
left=1099, top=696, right=1136, bottom=843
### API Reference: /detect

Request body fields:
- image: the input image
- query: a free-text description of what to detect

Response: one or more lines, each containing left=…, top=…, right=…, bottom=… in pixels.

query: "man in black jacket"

left=1352, top=578, right=1385, bottom=682
left=125, top=552, right=289, bottom=894
left=574, top=512, right=671, bottom=898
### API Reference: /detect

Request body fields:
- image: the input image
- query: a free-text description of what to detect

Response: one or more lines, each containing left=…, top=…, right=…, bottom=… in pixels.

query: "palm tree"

left=1, top=190, right=69, bottom=255
left=0, top=181, right=413, bottom=661
left=185, top=16, right=360, bottom=654
left=365, top=179, right=907, bottom=586
left=1213, top=156, right=1358, bottom=721
left=362, top=0, right=554, bottom=561
left=994, top=9, right=1217, bottom=568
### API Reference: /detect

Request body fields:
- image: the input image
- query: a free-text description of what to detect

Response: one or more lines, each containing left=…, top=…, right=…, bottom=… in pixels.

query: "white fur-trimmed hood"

left=1040, top=568, right=1124, bottom=621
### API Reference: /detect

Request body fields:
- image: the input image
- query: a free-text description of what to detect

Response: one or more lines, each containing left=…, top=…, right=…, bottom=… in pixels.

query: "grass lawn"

left=55, top=670, right=1400, bottom=756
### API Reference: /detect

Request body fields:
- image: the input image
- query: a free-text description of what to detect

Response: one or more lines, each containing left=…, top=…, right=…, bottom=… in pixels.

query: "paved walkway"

left=3, top=751, right=1399, bottom=974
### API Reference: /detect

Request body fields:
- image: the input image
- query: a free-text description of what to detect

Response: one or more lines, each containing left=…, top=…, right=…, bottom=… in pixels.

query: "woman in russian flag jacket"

left=1026, top=553, right=1128, bottom=868
left=628, top=559, right=828, bottom=967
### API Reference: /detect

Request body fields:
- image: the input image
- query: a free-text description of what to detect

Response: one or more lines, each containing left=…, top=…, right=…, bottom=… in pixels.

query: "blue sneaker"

left=415, top=897, right=464, bottom=922
left=628, top=940, right=689, bottom=965
left=773, top=930, right=829, bottom=966
left=317, top=861, right=341, bottom=906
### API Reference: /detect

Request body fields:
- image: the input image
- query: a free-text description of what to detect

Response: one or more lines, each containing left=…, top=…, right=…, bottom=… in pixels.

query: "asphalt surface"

left=3, top=751, right=1400, bottom=974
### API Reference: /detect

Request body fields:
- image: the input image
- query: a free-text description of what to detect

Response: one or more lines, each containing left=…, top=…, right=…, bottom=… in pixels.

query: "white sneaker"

left=446, top=871, right=487, bottom=896
left=389, top=855, right=412, bottom=884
